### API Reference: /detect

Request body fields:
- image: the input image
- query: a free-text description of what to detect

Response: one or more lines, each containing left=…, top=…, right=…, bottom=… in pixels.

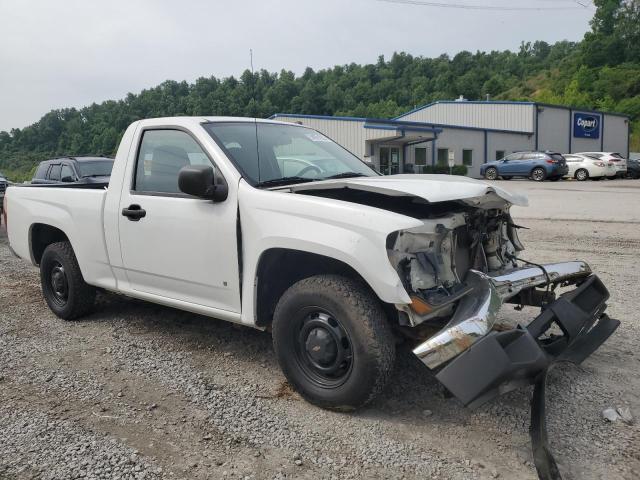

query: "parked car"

left=576, top=152, right=627, bottom=178
left=480, top=151, right=569, bottom=182
left=626, top=158, right=640, bottom=179
left=563, top=153, right=616, bottom=181
left=4, top=117, right=618, bottom=413
left=0, top=171, right=7, bottom=199
left=31, top=156, right=114, bottom=185
left=0, top=172, right=8, bottom=226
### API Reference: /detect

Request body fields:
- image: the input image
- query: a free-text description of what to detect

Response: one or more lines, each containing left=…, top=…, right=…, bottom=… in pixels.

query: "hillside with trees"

left=1, top=0, right=639, bottom=181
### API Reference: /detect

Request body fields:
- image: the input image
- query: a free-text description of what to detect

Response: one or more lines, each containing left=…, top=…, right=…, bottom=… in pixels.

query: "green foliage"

left=2, top=1, right=640, bottom=181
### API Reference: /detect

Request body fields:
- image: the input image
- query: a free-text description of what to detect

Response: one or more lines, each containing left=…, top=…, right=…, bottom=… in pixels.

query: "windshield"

left=77, top=160, right=114, bottom=177
left=203, top=122, right=377, bottom=186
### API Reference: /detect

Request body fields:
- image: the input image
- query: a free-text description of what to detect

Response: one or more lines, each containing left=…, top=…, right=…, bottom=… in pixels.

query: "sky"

left=0, top=0, right=595, bottom=132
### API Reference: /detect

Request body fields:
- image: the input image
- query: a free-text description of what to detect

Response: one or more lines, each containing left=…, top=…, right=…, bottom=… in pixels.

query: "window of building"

left=496, top=150, right=505, bottom=160
left=415, top=148, right=427, bottom=166
left=437, top=148, right=448, bottom=165
left=462, top=149, right=473, bottom=166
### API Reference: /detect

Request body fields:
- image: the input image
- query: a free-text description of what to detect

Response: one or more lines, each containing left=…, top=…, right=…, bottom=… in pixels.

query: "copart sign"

left=574, top=113, right=601, bottom=139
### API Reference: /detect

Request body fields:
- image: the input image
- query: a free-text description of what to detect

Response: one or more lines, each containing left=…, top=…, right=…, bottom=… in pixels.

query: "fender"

left=237, top=180, right=422, bottom=326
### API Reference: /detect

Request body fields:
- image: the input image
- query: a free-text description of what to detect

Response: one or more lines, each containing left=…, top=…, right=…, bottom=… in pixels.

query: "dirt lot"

left=1, top=179, right=639, bottom=480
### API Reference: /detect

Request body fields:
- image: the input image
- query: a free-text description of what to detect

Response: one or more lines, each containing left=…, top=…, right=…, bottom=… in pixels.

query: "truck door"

left=117, top=128, right=241, bottom=313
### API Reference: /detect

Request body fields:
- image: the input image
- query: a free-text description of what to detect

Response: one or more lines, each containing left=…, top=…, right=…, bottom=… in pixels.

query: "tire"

left=40, top=241, right=96, bottom=320
left=272, top=274, right=395, bottom=411
left=501, top=176, right=512, bottom=180
left=575, top=169, right=589, bottom=181
left=531, top=167, right=547, bottom=182
left=484, top=167, right=498, bottom=180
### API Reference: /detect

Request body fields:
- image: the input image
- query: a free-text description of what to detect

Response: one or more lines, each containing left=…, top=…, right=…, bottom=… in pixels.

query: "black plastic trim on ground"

left=530, top=370, right=562, bottom=480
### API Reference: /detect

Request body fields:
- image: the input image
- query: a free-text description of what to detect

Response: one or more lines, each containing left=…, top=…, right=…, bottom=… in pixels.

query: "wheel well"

left=254, top=248, right=397, bottom=328
left=30, top=224, right=69, bottom=265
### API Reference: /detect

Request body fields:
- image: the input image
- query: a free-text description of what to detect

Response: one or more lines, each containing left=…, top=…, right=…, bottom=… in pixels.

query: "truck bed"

left=6, top=185, right=115, bottom=290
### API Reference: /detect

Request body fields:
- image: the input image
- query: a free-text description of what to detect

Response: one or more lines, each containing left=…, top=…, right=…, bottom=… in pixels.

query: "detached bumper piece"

left=434, top=275, right=619, bottom=409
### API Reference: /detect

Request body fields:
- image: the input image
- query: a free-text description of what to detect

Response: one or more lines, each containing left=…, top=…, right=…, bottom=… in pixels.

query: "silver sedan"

left=563, top=154, right=616, bottom=181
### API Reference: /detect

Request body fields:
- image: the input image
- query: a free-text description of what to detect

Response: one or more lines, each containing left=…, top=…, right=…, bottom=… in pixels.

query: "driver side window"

left=134, top=129, right=217, bottom=194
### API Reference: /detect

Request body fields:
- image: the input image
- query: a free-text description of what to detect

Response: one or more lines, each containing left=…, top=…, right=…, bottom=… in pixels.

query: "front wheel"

left=484, top=167, right=498, bottom=180
left=531, top=167, right=547, bottom=182
left=272, top=275, right=395, bottom=411
left=40, top=241, right=96, bottom=320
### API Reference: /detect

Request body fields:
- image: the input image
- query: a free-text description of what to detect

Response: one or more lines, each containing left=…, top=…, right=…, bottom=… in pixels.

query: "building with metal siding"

left=271, top=101, right=630, bottom=178
left=398, top=101, right=535, bottom=133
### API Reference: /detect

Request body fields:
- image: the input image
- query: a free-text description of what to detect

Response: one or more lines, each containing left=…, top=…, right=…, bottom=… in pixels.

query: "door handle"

left=122, top=204, right=146, bottom=221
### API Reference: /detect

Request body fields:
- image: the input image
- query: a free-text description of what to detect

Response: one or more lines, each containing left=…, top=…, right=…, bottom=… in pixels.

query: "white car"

left=577, top=152, right=627, bottom=178
left=4, top=117, right=619, bottom=413
left=563, top=154, right=616, bottom=181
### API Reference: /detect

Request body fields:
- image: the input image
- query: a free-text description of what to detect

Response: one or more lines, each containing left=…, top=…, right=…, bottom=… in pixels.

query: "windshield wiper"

left=255, top=176, right=317, bottom=188
left=324, top=172, right=368, bottom=180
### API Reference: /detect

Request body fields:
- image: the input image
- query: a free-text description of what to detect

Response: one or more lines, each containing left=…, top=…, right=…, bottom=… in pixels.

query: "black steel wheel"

left=294, top=309, right=353, bottom=388
left=272, top=275, right=395, bottom=411
left=49, top=261, right=69, bottom=307
left=40, top=241, right=96, bottom=320
left=484, top=167, right=498, bottom=180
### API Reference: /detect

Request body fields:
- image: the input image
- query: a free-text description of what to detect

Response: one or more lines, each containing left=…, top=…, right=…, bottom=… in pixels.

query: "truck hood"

left=289, top=174, right=528, bottom=207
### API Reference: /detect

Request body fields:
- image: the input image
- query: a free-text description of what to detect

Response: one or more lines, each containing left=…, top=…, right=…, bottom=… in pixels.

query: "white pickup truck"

left=4, top=117, right=619, bottom=411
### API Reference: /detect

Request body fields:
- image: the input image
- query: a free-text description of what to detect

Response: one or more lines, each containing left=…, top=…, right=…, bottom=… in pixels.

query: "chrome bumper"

left=413, top=261, right=592, bottom=369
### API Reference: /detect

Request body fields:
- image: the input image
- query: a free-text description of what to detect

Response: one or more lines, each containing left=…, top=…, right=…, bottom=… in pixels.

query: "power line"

left=376, top=0, right=590, bottom=11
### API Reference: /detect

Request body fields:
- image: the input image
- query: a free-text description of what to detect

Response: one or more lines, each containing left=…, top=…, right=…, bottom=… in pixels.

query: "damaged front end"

left=387, top=193, right=619, bottom=409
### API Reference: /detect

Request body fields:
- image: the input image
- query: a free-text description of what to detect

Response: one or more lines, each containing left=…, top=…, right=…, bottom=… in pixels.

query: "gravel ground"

left=1, top=179, right=639, bottom=479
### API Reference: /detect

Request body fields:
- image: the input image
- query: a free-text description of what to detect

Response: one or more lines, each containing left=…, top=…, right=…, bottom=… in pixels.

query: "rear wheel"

left=40, top=242, right=96, bottom=320
left=575, top=169, right=589, bottom=181
left=272, top=275, right=395, bottom=411
left=531, top=167, right=547, bottom=182
left=484, top=167, right=498, bottom=180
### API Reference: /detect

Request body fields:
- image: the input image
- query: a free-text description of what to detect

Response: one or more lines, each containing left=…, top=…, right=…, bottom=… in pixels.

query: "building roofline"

left=269, top=113, right=367, bottom=122
left=394, top=100, right=630, bottom=120
left=270, top=113, right=531, bottom=135
left=534, top=102, right=630, bottom=118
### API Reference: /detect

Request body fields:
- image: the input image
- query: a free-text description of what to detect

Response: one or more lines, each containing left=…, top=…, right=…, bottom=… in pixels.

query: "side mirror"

left=178, top=165, right=228, bottom=202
